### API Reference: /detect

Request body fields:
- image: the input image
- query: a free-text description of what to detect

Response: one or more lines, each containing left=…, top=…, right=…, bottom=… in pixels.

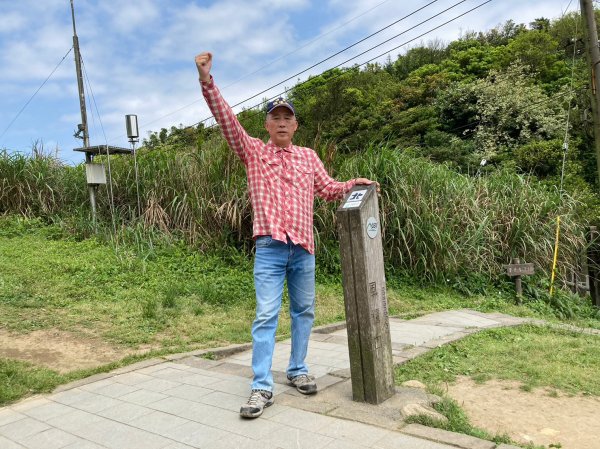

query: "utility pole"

left=70, top=0, right=97, bottom=224
left=580, top=0, right=600, bottom=188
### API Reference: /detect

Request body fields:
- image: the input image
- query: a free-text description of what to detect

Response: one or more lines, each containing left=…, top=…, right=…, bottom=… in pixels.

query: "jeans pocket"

left=255, top=236, right=273, bottom=248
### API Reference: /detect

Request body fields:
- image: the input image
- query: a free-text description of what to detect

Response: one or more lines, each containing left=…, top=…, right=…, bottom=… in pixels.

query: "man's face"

left=265, top=107, right=298, bottom=148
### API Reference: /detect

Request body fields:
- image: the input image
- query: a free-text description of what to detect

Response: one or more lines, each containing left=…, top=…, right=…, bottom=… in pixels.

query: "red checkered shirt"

left=202, top=77, right=356, bottom=254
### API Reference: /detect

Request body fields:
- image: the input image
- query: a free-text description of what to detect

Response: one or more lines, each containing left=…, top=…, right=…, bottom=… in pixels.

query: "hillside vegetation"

left=1, top=13, right=599, bottom=289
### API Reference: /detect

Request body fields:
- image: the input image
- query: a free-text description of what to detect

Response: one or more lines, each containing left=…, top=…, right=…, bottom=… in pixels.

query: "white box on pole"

left=85, top=163, right=106, bottom=185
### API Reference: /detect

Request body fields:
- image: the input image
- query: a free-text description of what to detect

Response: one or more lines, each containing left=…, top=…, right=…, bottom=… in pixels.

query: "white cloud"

left=0, top=0, right=586, bottom=164
left=99, top=0, right=161, bottom=33
left=0, top=12, right=26, bottom=34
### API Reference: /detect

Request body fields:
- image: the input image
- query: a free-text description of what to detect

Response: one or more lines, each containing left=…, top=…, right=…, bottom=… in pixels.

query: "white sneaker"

left=287, top=374, right=317, bottom=395
left=239, top=389, right=274, bottom=418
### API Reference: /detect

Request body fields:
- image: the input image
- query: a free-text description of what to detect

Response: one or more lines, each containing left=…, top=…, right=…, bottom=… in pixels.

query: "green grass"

left=0, top=141, right=587, bottom=283
left=1, top=215, right=599, bottom=408
left=395, top=324, right=600, bottom=396
left=395, top=325, right=600, bottom=448
left=0, top=348, right=203, bottom=405
left=0, top=359, right=65, bottom=404
left=404, top=392, right=515, bottom=446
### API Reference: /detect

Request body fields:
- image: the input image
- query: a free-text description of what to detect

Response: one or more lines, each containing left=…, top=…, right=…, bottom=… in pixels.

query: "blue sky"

left=0, top=0, right=579, bottom=165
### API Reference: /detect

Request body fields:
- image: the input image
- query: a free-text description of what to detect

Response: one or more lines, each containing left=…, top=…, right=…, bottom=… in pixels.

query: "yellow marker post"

left=549, top=216, right=561, bottom=296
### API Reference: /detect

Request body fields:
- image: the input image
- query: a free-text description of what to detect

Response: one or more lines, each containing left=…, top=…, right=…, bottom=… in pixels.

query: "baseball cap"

left=266, top=97, right=295, bottom=115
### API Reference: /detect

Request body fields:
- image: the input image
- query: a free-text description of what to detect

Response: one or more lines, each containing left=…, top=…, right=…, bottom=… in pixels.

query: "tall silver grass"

left=0, top=140, right=584, bottom=281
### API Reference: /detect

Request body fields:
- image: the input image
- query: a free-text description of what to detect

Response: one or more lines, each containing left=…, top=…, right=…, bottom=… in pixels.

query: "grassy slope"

left=1, top=217, right=599, bottom=408
left=395, top=325, right=600, bottom=396
left=0, top=223, right=541, bottom=349
left=395, top=325, right=600, bottom=448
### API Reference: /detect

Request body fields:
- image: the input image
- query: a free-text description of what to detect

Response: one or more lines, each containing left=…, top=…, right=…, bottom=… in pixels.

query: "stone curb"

left=49, top=325, right=349, bottom=394
left=400, top=424, right=496, bottom=449
left=52, top=358, right=165, bottom=393
left=165, top=342, right=253, bottom=361
left=312, top=320, right=347, bottom=334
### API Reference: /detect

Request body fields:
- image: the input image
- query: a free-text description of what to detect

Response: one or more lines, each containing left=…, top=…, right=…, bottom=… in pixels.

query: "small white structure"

left=85, top=163, right=106, bottom=185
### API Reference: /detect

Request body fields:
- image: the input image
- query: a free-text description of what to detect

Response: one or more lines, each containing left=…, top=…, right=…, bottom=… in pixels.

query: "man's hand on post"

left=195, top=52, right=212, bottom=82
left=354, top=178, right=380, bottom=193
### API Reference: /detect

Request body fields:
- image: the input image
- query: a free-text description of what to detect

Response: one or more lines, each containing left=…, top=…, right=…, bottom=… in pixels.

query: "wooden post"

left=504, top=260, right=534, bottom=302
left=580, top=0, right=600, bottom=189
left=587, top=226, right=600, bottom=308
left=512, top=258, right=522, bottom=301
left=336, top=184, right=394, bottom=405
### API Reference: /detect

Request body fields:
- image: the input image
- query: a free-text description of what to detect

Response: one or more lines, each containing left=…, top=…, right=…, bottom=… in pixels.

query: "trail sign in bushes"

left=504, top=258, right=534, bottom=299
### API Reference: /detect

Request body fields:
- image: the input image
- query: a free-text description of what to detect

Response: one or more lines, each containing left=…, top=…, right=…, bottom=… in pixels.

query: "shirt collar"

left=267, top=140, right=294, bottom=153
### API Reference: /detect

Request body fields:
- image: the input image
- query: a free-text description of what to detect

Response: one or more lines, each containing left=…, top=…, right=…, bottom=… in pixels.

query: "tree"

left=392, top=39, right=448, bottom=80
left=530, top=17, right=550, bottom=31
left=499, top=30, right=567, bottom=86
left=471, top=65, right=563, bottom=162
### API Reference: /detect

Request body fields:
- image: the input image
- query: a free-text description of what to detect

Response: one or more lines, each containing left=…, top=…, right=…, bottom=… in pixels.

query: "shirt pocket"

left=293, top=161, right=313, bottom=191
left=259, top=152, right=282, bottom=180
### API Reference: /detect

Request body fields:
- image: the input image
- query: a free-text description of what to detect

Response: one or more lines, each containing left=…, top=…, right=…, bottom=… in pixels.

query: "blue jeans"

left=251, top=236, right=316, bottom=391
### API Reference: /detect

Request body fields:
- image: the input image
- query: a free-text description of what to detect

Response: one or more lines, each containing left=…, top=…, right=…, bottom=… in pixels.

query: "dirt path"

left=447, top=376, right=600, bottom=449
left=0, top=329, right=140, bottom=373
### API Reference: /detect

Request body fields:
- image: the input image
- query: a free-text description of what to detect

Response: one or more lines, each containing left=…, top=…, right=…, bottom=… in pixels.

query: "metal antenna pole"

left=70, top=0, right=97, bottom=226
left=132, top=141, right=142, bottom=218
left=126, top=114, right=142, bottom=219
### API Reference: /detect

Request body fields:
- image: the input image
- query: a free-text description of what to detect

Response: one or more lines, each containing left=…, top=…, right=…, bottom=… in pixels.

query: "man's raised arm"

left=195, top=52, right=254, bottom=164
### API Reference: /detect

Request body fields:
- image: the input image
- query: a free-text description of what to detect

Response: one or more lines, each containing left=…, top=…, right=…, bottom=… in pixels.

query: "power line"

left=81, top=56, right=118, bottom=238
left=562, top=0, right=574, bottom=16
left=81, top=58, right=108, bottom=144
left=559, top=6, right=582, bottom=194
left=204, top=0, right=578, bottom=150
left=0, top=46, right=73, bottom=146
left=114, top=0, right=444, bottom=143
left=131, top=0, right=399, bottom=133
left=189, top=0, right=469, bottom=130
left=188, top=0, right=493, bottom=135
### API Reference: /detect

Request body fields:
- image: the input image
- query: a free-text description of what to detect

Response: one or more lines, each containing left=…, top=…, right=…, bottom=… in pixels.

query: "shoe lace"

left=247, top=390, right=265, bottom=405
left=294, top=374, right=313, bottom=384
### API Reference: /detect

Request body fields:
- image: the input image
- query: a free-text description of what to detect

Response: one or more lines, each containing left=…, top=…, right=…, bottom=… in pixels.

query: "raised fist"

left=195, top=52, right=212, bottom=82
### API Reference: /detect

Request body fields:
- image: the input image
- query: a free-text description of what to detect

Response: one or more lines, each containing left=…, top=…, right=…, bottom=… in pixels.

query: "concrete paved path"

left=0, top=309, right=528, bottom=449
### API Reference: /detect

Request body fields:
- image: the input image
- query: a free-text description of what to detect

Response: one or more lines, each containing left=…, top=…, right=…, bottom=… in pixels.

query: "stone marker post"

left=336, top=184, right=394, bottom=404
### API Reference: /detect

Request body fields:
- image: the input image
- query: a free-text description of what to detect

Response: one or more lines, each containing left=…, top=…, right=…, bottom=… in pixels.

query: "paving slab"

left=19, top=427, right=80, bottom=449
left=62, top=440, right=106, bottom=449
left=0, top=435, right=26, bottom=449
left=373, top=431, right=463, bottom=449
left=162, top=420, right=231, bottom=446
left=0, top=409, right=27, bottom=427
left=390, top=323, right=465, bottom=347
left=18, top=401, right=74, bottom=423
left=410, top=310, right=501, bottom=328
left=96, top=401, right=154, bottom=423
left=2, top=309, right=539, bottom=449
left=0, top=417, right=50, bottom=441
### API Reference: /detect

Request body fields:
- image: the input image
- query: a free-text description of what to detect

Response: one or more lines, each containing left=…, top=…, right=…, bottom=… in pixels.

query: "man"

left=195, top=52, right=377, bottom=418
